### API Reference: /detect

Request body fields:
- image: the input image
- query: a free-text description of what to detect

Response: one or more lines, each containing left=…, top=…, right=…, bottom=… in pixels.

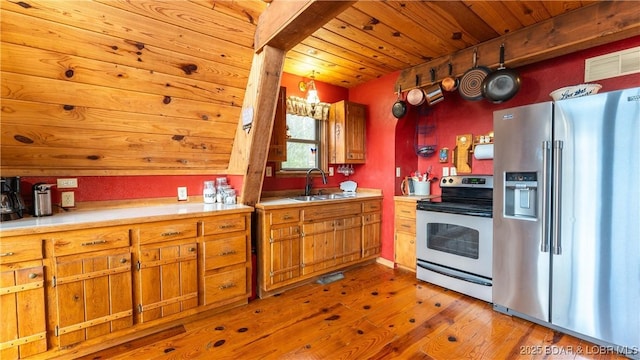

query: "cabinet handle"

left=82, top=240, right=107, bottom=246
left=29, top=273, right=38, bottom=279
left=188, top=247, right=196, bottom=252
left=219, top=250, right=237, bottom=256
left=410, top=240, right=415, bottom=244
left=283, top=215, right=292, bottom=220
left=219, top=283, right=236, bottom=290
left=220, top=224, right=236, bottom=229
left=161, top=231, right=182, bottom=237
left=120, top=258, right=128, bottom=264
left=0, top=252, right=15, bottom=257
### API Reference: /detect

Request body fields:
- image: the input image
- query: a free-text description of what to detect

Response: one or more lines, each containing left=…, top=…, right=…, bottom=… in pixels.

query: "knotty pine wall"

left=1, top=0, right=266, bottom=176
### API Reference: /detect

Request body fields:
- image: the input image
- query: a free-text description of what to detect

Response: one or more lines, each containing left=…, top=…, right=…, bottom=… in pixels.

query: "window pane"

left=283, top=142, right=317, bottom=169
left=286, top=114, right=316, bottom=140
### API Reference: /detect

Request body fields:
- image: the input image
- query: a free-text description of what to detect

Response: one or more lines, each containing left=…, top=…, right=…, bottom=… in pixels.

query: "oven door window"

left=427, top=223, right=479, bottom=259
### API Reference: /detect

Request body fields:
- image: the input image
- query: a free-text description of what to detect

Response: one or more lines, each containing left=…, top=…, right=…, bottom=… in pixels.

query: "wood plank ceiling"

left=280, top=0, right=598, bottom=88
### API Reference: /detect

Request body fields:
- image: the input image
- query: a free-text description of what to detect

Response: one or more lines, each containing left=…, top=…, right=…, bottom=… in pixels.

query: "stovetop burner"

left=417, top=175, right=493, bottom=217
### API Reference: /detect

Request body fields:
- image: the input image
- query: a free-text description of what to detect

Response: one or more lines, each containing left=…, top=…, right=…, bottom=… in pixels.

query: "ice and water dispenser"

left=504, top=172, right=537, bottom=219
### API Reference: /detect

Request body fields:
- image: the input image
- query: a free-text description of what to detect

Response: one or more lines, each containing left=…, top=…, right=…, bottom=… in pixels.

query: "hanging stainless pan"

left=482, top=43, right=521, bottom=103
left=458, top=49, right=491, bottom=101
left=392, top=85, right=407, bottom=118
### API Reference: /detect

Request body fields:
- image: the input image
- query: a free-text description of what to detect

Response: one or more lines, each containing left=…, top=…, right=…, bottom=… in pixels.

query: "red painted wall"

left=17, top=36, right=640, bottom=264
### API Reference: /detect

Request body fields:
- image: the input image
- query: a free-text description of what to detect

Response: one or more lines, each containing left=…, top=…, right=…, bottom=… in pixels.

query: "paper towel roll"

left=474, top=144, right=494, bottom=160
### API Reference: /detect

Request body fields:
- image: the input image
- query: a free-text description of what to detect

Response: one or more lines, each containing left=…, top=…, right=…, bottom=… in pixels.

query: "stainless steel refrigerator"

left=493, top=87, right=640, bottom=358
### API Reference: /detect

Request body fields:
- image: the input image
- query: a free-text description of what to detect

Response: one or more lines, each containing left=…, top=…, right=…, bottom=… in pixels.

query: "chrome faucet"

left=304, top=167, right=327, bottom=196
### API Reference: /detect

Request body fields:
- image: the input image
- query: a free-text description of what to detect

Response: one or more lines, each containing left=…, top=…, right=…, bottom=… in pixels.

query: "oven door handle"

left=417, top=261, right=492, bottom=287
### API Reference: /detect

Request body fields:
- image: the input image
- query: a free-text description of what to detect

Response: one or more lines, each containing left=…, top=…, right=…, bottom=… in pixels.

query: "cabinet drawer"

left=203, top=235, right=247, bottom=270
left=303, top=202, right=361, bottom=221
left=270, top=209, right=300, bottom=225
left=363, top=212, right=381, bottom=225
left=0, top=236, right=44, bottom=264
left=363, top=200, right=382, bottom=213
left=395, top=216, right=416, bottom=234
left=53, top=227, right=130, bottom=256
left=203, top=267, right=246, bottom=305
left=138, top=220, right=197, bottom=244
left=395, top=201, right=417, bottom=219
left=203, top=215, right=246, bottom=236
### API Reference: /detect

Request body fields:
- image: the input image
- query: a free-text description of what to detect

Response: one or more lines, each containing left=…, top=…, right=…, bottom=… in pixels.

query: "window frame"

left=275, top=113, right=328, bottom=177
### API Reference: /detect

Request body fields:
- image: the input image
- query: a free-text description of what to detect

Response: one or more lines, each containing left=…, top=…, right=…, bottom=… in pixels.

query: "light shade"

left=306, top=71, right=320, bottom=104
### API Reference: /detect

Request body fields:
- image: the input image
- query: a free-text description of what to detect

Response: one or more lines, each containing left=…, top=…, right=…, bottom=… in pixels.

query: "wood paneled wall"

left=0, top=0, right=266, bottom=176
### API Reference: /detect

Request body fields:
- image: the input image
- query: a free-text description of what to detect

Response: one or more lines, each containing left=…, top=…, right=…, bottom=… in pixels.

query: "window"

left=282, top=114, right=322, bottom=170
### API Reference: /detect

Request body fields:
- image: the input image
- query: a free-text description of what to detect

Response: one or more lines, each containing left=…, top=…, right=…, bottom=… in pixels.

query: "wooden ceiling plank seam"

left=321, top=17, right=425, bottom=67
left=423, top=1, right=498, bottom=44
left=0, top=11, right=253, bottom=90
left=350, top=1, right=452, bottom=56
left=1, top=43, right=245, bottom=106
left=502, top=1, right=551, bottom=27
left=255, top=0, right=357, bottom=52
left=2, top=1, right=255, bottom=71
left=189, top=0, right=267, bottom=25
left=462, top=1, right=524, bottom=35
left=0, top=99, right=237, bottom=139
left=384, top=1, right=490, bottom=50
left=335, top=6, right=445, bottom=64
left=283, top=55, right=371, bottom=88
left=94, top=0, right=258, bottom=49
left=287, top=43, right=387, bottom=80
left=541, top=1, right=585, bottom=17
left=395, top=1, right=640, bottom=92
left=1, top=72, right=241, bottom=124
left=297, top=35, right=398, bottom=75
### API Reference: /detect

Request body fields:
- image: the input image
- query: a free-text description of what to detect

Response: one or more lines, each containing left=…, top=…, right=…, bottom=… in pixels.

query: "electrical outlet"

left=266, top=166, right=272, bottom=177
left=57, top=178, right=78, bottom=188
left=329, top=167, right=334, bottom=176
left=177, top=187, right=188, bottom=201
left=61, top=191, right=75, bottom=207
left=396, top=167, right=401, bottom=178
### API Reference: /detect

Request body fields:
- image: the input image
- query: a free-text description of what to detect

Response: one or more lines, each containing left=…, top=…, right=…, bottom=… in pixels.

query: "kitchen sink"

left=289, top=193, right=356, bottom=202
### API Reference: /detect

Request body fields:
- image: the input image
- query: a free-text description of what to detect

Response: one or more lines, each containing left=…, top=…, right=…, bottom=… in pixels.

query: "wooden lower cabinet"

left=0, top=207, right=252, bottom=359
left=0, top=236, right=47, bottom=359
left=394, top=199, right=418, bottom=271
left=257, top=197, right=381, bottom=297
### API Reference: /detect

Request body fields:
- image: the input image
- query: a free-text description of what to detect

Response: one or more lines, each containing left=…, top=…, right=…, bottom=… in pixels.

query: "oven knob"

left=448, top=178, right=454, bottom=183
left=441, top=178, right=446, bottom=184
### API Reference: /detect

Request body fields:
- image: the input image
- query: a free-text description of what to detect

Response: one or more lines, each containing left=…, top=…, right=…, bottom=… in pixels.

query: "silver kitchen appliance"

left=493, top=87, right=640, bottom=358
left=416, top=175, right=493, bottom=302
left=32, top=183, right=55, bottom=217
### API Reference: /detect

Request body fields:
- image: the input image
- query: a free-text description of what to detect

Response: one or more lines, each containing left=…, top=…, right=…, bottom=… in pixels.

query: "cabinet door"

left=302, top=220, right=336, bottom=275
left=362, top=212, right=382, bottom=258
left=344, top=102, right=366, bottom=162
left=329, top=101, right=366, bottom=164
left=1, top=264, right=47, bottom=359
left=265, top=224, right=301, bottom=290
left=137, top=242, right=198, bottom=323
left=395, top=232, right=416, bottom=271
left=268, top=86, right=287, bottom=162
left=54, top=249, right=133, bottom=347
left=338, top=216, right=362, bottom=263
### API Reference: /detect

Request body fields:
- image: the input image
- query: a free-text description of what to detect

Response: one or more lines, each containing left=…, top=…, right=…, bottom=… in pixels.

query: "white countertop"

left=0, top=202, right=252, bottom=235
left=256, top=191, right=382, bottom=209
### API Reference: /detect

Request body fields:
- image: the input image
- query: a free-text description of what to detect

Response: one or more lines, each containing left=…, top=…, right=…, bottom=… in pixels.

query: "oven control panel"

left=440, top=175, right=493, bottom=188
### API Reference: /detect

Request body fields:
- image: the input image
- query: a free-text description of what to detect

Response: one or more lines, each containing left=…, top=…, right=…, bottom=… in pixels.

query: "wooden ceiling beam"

left=396, top=1, right=640, bottom=92
left=255, top=0, right=356, bottom=52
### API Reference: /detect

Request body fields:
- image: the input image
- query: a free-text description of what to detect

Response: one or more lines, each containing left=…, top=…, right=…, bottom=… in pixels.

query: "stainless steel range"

left=416, top=175, right=493, bottom=302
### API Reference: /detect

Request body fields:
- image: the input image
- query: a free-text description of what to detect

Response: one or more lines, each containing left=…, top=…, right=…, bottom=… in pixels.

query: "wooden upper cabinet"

left=268, top=87, right=287, bottom=162
left=329, top=101, right=366, bottom=164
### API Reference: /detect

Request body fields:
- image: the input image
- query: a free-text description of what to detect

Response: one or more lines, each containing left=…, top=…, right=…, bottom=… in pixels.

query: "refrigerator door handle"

left=541, top=141, right=552, bottom=253
left=552, top=140, right=563, bottom=255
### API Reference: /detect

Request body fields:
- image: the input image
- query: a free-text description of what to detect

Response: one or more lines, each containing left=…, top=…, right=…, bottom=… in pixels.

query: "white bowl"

left=549, top=84, right=602, bottom=101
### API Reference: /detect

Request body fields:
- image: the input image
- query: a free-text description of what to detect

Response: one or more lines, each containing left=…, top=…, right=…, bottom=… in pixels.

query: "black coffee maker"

left=1, top=176, right=26, bottom=221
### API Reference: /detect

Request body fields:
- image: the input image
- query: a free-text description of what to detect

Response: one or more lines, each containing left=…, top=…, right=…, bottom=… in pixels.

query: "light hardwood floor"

left=94, top=263, right=626, bottom=359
